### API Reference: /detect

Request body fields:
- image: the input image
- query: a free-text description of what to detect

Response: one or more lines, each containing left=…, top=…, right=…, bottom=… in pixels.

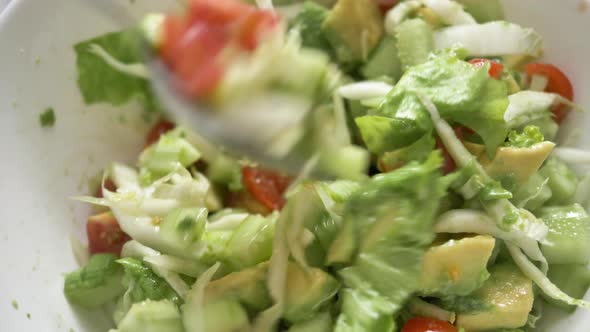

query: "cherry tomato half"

left=469, top=58, right=504, bottom=79
left=525, top=63, right=574, bottom=123
left=242, top=166, right=291, bottom=211
left=87, top=212, right=130, bottom=256
left=145, top=119, right=176, bottom=147
left=374, top=0, right=400, bottom=14
left=437, top=127, right=464, bottom=175
left=401, top=317, right=458, bottom=332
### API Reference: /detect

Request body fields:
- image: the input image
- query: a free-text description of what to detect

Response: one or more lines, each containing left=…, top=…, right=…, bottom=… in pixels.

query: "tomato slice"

left=437, top=127, right=464, bottom=175
left=374, top=0, right=400, bottom=14
left=525, top=63, right=574, bottom=123
left=469, top=58, right=504, bottom=79
left=161, top=0, right=279, bottom=99
left=401, top=317, right=458, bottom=332
left=145, top=119, right=176, bottom=147
left=225, top=189, right=272, bottom=216
left=95, top=178, right=117, bottom=198
left=87, top=212, right=130, bottom=256
left=242, top=166, right=291, bottom=211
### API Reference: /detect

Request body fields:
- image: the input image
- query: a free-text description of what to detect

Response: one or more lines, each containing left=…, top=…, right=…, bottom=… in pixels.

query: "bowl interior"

left=0, top=0, right=589, bottom=331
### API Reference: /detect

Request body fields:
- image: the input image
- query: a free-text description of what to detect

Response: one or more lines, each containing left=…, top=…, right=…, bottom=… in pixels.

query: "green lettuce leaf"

left=116, top=258, right=182, bottom=306
left=362, top=50, right=509, bottom=156
left=74, top=29, right=160, bottom=112
left=331, top=153, right=449, bottom=327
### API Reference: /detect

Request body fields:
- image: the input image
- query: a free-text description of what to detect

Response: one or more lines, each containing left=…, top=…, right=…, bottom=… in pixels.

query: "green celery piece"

left=395, top=18, right=434, bottom=70
left=538, top=204, right=590, bottom=265
left=160, top=207, right=208, bottom=246
left=455, top=0, right=505, bottom=23
left=223, top=213, right=278, bottom=269
left=361, top=36, right=403, bottom=81
left=115, top=300, right=184, bottom=332
left=138, top=133, right=201, bottom=179
left=543, top=264, right=590, bottom=312
left=74, top=29, right=160, bottom=112
left=64, top=254, right=125, bottom=308
left=540, top=158, right=579, bottom=205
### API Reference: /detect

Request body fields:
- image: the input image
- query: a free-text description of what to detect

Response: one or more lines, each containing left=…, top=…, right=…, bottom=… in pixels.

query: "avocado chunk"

left=284, top=262, right=341, bottom=323
left=538, top=204, right=590, bottom=265
left=116, top=300, right=183, bottom=332
left=465, top=141, right=555, bottom=184
left=322, top=0, right=383, bottom=65
left=421, top=235, right=495, bottom=296
left=361, top=36, right=403, bottom=81
left=205, top=262, right=271, bottom=312
left=455, top=263, right=534, bottom=331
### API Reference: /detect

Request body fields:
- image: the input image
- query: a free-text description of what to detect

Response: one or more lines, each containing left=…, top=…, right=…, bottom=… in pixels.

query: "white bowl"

left=0, top=0, right=589, bottom=331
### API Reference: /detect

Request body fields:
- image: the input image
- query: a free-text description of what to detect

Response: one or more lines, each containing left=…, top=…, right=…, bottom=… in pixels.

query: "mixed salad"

left=64, top=0, right=590, bottom=331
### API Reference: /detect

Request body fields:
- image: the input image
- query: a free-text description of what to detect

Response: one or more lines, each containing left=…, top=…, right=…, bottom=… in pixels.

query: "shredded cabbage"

left=183, top=263, right=221, bottom=332
left=434, top=21, right=543, bottom=57
left=384, top=0, right=422, bottom=35
left=338, top=81, right=394, bottom=100
left=408, top=297, right=456, bottom=323
left=88, top=44, right=149, bottom=79
left=553, top=147, right=590, bottom=165
left=507, top=243, right=590, bottom=309
left=421, top=0, right=476, bottom=26
left=503, top=91, right=580, bottom=128
left=435, top=209, right=547, bottom=272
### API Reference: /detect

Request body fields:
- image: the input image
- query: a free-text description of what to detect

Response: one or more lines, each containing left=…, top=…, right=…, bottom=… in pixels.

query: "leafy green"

left=433, top=294, right=492, bottom=313
left=331, top=153, right=449, bottom=327
left=377, top=134, right=435, bottom=172
left=366, top=50, right=509, bottom=156
left=74, top=29, right=160, bottom=112
left=504, top=125, right=544, bottom=148
left=39, top=108, right=56, bottom=128
left=290, top=1, right=333, bottom=56
left=116, top=258, right=182, bottom=306
left=334, top=288, right=397, bottom=332
left=64, top=254, right=125, bottom=308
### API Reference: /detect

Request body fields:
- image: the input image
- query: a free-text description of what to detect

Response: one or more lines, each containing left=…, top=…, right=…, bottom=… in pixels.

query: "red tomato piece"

left=87, top=212, right=130, bottom=256
left=161, top=0, right=280, bottom=98
left=188, top=0, right=252, bottom=25
left=225, top=189, right=272, bottom=216
left=469, top=58, right=504, bottom=79
left=145, top=119, right=176, bottom=146
left=236, top=10, right=279, bottom=51
left=242, top=166, right=291, bottom=211
left=374, top=0, right=400, bottom=14
left=436, top=127, right=464, bottom=175
left=95, top=178, right=117, bottom=198
left=401, top=317, right=458, bottom=332
left=525, top=63, right=574, bottom=123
